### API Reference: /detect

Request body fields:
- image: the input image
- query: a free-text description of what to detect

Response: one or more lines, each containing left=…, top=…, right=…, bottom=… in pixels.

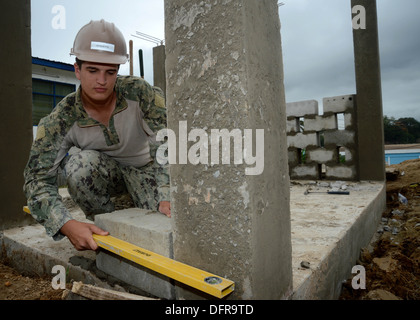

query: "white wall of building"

left=32, top=63, right=79, bottom=89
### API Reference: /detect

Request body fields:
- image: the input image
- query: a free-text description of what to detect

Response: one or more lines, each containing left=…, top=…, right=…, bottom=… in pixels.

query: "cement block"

left=291, top=164, right=318, bottom=178
left=288, top=132, right=318, bottom=149
left=286, top=100, right=319, bottom=118
left=304, top=115, right=337, bottom=132
left=286, top=118, right=299, bottom=133
left=342, top=148, right=354, bottom=162
left=94, top=209, right=175, bottom=299
left=307, top=148, right=336, bottom=163
left=325, top=165, right=356, bottom=179
left=288, top=150, right=298, bottom=164
left=323, top=95, right=355, bottom=114
left=324, top=130, right=356, bottom=146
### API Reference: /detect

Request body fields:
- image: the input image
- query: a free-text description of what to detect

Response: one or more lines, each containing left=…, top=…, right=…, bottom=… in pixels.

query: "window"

left=336, top=113, right=345, bottom=131
left=32, top=79, right=76, bottom=126
left=296, top=117, right=304, bottom=132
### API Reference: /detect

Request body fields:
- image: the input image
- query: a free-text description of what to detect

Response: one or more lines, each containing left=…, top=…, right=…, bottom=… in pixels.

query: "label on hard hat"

left=91, top=41, right=115, bottom=53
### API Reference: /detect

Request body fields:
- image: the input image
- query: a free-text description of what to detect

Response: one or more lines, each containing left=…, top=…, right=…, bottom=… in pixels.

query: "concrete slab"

left=1, top=181, right=386, bottom=300
left=0, top=202, right=105, bottom=286
left=0, top=189, right=156, bottom=297
left=290, top=180, right=386, bottom=299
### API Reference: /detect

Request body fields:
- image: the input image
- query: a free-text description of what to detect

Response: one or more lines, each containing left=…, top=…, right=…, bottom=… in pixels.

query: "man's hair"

left=75, top=58, right=84, bottom=69
left=75, top=58, right=120, bottom=71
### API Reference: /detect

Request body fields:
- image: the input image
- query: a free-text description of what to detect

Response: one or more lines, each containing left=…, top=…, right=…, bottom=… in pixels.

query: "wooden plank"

left=70, top=282, right=158, bottom=300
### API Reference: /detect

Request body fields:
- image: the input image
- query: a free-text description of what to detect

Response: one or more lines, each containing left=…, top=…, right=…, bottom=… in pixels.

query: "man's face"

left=74, top=62, right=119, bottom=103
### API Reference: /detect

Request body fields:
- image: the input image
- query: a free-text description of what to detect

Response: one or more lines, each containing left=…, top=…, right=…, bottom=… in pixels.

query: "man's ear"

left=74, top=62, right=81, bottom=80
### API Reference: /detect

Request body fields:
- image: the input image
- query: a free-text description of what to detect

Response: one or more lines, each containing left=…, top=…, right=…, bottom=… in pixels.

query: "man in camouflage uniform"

left=24, top=20, right=170, bottom=251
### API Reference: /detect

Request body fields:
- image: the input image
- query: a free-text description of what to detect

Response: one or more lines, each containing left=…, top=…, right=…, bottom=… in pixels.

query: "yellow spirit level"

left=93, top=234, right=234, bottom=299
left=23, top=206, right=234, bottom=298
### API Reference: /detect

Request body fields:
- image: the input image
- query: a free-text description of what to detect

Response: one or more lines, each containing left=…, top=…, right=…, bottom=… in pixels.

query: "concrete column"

left=352, top=0, right=385, bottom=181
left=164, top=0, right=292, bottom=299
left=0, top=0, right=33, bottom=230
left=153, top=45, right=166, bottom=95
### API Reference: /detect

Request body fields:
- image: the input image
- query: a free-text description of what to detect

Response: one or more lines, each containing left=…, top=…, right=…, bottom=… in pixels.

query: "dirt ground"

left=0, top=263, right=68, bottom=300
left=0, top=193, right=134, bottom=301
left=340, top=159, right=420, bottom=300
left=1, top=162, right=419, bottom=300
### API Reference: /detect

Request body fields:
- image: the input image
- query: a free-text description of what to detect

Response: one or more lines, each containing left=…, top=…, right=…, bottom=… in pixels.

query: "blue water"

left=385, top=152, right=420, bottom=165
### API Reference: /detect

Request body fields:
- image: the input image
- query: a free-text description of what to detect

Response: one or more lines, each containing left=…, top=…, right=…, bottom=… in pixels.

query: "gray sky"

left=31, top=0, right=420, bottom=120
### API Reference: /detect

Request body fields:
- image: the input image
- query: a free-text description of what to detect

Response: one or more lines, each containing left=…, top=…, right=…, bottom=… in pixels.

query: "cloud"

left=281, top=1, right=355, bottom=110
left=377, top=0, right=420, bottom=119
left=280, top=0, right=420, bottom=120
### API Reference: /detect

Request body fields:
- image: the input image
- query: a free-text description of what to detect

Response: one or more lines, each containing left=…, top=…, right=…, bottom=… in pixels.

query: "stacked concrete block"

left=286, top=99, right=318, bottom=118
left=286, top=94, right=359, bottom=181
left=304, top=115, right=337, bottom=132
left=288, top=132, right=318, bottom=149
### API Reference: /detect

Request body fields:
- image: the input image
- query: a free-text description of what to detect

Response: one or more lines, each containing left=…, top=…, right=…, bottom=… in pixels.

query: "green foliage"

left=384, top=116, right=420, bottom=144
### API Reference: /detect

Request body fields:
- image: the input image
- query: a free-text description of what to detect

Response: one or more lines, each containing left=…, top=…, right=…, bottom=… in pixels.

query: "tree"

left=398, top=117, right=420, bottom=139
left=384, top=116, right=420, bottom=144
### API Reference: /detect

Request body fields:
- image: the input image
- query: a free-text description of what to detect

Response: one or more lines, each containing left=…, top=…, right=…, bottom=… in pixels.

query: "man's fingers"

left=90, top=224, right=109, bottom=236
left=61, top=220, right=110, bottom=251
left=88, top=237, right=99, bottom=251
left=159, top=201, right=171, bottom=218
left=164, top=208, right=171, bottom=218
left=88, top=225, right=109, bottom=251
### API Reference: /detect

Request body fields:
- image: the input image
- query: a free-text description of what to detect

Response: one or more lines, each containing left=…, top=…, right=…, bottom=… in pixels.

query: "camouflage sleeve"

left=116, top=76, right=170, bottom=203
left=146, top=85, right=170, bottom=203
left=23, top=115, right=74, bottom=240
left=144, top=87, right=167, bottom=158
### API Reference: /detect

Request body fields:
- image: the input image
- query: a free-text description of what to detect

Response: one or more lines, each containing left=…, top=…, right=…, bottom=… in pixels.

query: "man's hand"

left=159, top=201, right=171, bottom=218
left=60, top=220, right=109, bottom=251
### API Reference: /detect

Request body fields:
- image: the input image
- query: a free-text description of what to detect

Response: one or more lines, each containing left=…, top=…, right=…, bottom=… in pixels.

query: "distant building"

left=32, top=57, right=78, bottom=126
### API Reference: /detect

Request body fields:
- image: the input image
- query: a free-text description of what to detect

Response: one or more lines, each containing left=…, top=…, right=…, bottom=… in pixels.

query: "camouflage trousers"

left=62, top=150, right=170, bottom=220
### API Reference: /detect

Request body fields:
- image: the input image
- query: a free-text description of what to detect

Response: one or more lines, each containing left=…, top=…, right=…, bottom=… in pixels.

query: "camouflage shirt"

left=23, top=76, right=169, bottom=239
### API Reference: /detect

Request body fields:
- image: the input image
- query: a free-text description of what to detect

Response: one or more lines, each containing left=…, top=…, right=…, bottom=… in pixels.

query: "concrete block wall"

left=286, top=95, right=359, bottom=181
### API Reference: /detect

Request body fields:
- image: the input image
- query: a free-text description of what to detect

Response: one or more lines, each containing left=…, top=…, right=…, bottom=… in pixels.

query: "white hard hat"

left=70, top=19, right=129, bottom=64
